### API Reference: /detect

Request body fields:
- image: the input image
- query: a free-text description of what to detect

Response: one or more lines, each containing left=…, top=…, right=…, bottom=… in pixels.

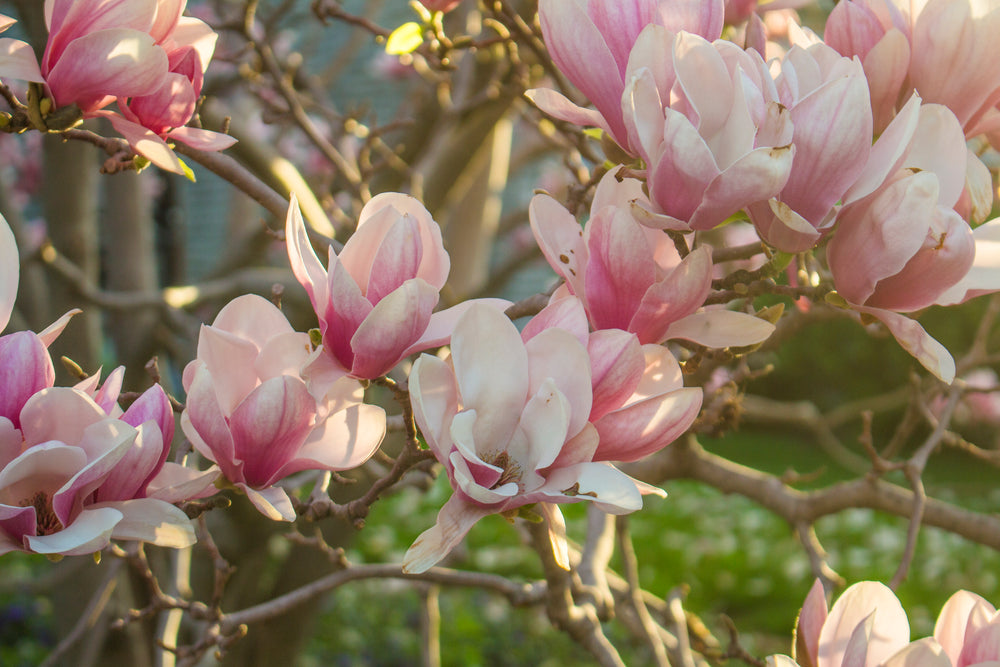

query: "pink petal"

left=663, top=310, right=775, bottom=348
left=521, top=296, right=590, bottom=347
left=525, top=88, right=614, bottom=139
left=26, top=506, right=122, bottom=556
left=524, top=328, right=592, bottom=439
left=450, top=304, right=528, bottom=455
left=322, top=258, right=374, bottom=370
left=409, top=354, right=459, bottom=463
left=529, top=193, right=589, bottom=299
left=101, top=112, right=185, bottom=174
left=537, top=0, right=628, bottom=145
left=275, top=403, right=385, bottom=477
left=146, top=463, right=220, bottom=504
left=0, top=214, right=16, bottom=332
left=404, top=298, right=512, bottom=357
left=196, top=324, right=260, bottom=417
left=181, top=365, right=239, bottom=479
left=648, top=109, right=720, bottom=222
left=285, top=197, right=330, bottom=314
left=880, top=639, right=951, bottom=667
left=863, top=207, right=974, bottom=312
left=36, top=309, right=79, bottom=347
left=97, top=497, right=195, bottom=548
left=782, top=70, right=873, bottom=224
left=796, top=579, right=829, bottom=667
left=934, top=591, right=995, bottom=665
left=906, top=105, right=970, bottom=209
left=538, top=462, right=642, bottom=514
left=862, top=29, right=910, bottom=134
left=937, top=219, right=1000, bottom=306
left=856, top=306, right=956, bottom=384
left=844, top=94, right=921, bottom=205
left=349, top=279, right=439, bottom=379
left=45, top=0, right=158, bottom=68
left=588, top=329, right=644, bottom=422
left=656, top=0, right=724, bottom=40
left=585, top=206, right=657, bottom=331
left=829, top=173, right=941, bottom=306
left=93, top=424, right=163, bottom=501
left=366, top=214, right=424, bottom=305
left=749, top=198, right=824, bottom=253
left=689, top=144, right=795, bottom=231
left=403, top=493, right=494, bottom=573
left=240, top=483, right=295, bottom=521
left=19, top=387, right=105, bottom=448
left=817, top=581, right=909, bottom=667
left=169, top=126, right=237, bottom=151
left=46, top=29, right=168, bottom=111
left=593, top=387, right=701, bottom=462
left=960, top=623, right=1000, bottom=667
left=0, top=38, right=43, bottom=83
left=121, top=383, right=174, bottom=449
left=229, top=375, right=316, bottom=487
left=0, top=332, right=55, bottom=428
left=510, top=379, right=571, bottom=473
left=629, top=245, right=713, bottom=343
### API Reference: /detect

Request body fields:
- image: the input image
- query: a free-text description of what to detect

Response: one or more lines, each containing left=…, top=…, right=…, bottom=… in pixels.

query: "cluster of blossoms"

left=0, top=0, right=234, bottom=174
left=769, top=580, right=1000, bottom=667
left=528, top=0, right=1000, bottom=384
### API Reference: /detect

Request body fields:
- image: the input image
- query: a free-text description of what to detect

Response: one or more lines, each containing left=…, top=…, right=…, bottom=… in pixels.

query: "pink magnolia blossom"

left=526, top=0, right=724, bottom=152
left=98, top=0, right=236, bottom=174
left=0, top=0, right=167, bottom=113
left=403, top=303, right=695, bottom=573
left=826, top=100, right=983, bottom=383
left=746, top=43, right=873, bottom=251
left=934, top=590, right=1000, bottom=667
left=0, top=387, right=196, bottom=556
left=286, top=195, right=508, bottom=380
left=529, top=171, right=775, bottom=348
left=521, top=296, right=703, bottom=463
left=768, top=580, right=911, bottom=667
left=75, top=367, right=219, bottom=504
left=181, top=294, right=386, bottom=521
left=622, top=32, right=795, bottom=231
left=825, top=0, right=1000, bottom=139
left=0, top=0, right=233, bottom=175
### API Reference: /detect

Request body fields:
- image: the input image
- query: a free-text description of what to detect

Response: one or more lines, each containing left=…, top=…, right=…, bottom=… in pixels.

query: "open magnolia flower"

left=0, top=0, right=234, bottom=175
left=530, top=171, right=775, bottom=348
left=0, top=387, right=196, bottom=556
left=402, top=303, right=696, bottom=574
left=181, top=294, right=386, bottom=521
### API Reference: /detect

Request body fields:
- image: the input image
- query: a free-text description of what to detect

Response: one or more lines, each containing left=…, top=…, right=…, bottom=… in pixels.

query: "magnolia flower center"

left=487, top=452, right=522, bottom=490
left=24, top=491, right=63, bottom=536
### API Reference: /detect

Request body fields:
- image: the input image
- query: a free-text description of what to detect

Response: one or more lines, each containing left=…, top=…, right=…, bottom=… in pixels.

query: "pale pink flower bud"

left=286, top=195, right=508, bottom=380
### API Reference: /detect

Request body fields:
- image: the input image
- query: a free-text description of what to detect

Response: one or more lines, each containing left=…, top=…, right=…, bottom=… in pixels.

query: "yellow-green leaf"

left=177, top=157, right=196, bottom=182
left=386, top=22, right=423, bottom=55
